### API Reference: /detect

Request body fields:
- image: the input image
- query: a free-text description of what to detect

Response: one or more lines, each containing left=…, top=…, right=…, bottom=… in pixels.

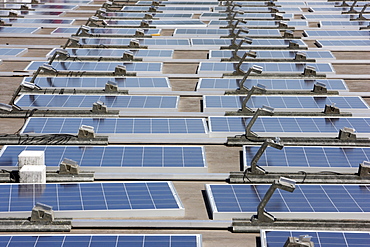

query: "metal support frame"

left=284, top=235, right=314, bottom=247
left=229, top=36, right=253, bottom=53
left=31, top=203, right=54, bottom=222
left=238, top=85, right=266, bottom=113
left=92, top=101, right=108, bottom=114
left=48, top=49, right=69, bottom=64
left=252, top=177, right=296, bottom=222
left=245, top=105, right=274, bottom=138
left=85, top=16, right=107, bottom=27
left=63, top=37, right=81, bottom=49
left=6, top=81, right=42, bottom=111
left=59, top=158, right=80, bottom=175
left=356, top=4, right=369, bottom=20
left=78, top=125, right=96, bottom=139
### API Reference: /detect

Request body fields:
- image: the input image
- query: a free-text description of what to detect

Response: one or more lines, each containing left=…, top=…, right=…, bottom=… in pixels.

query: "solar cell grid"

left=320, top=21, right=370, bottom=27
left=209, top=50, right=334, bottom=59
left=15, top=95, right=179, bottom=110
left=0, top=27, right=39, bottom=34
left=0, top=182, right=183, bottom=218
left=52, top=27, right=161, bottom=35
left=25, top=61, right=162, bottom=72
left=0, top=145, right=206, bottom=169
left=79, top=38, right=190, bottom=46
left=49, top=48, right=173, bottom=58
left=206, top=184, right=370, bottom=220
left=106, top=20, right=205, bottom=26
left=203, top=96, right=367, bottom=110
left=0, top=48, right=26, bottom=56
left=191, top=39, right=307, bottom=47
left=1, top=18, right=73, bottom=24
left=196, top=79, right=347, bottom=91
left=175, top=29, right=281, bottom=36
left=0, top=234, right=201, bottom=247
left=24, top=77, right=170, bottom=89
left=262, top=230, right=370, bottom=247
left=244, top=146, right=370, bottom=169
left=304, top=30, right=370, bottom=37
left=21, top=118, right=208, bottom=135
left=208, top=20, right=307, bottom=27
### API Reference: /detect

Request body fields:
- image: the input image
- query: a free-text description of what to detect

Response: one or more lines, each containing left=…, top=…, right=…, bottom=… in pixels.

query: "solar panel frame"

left=0, top=145, right=207, bottom=173
left=15, top=95, right=179, bottom=111
left=261, top=230, right=370, bottom=247
left=196, top=79, right=348, bottom=91
left=206, top=184, right=370, bottom=220
left=209, top=50, right=335, bottom=59
left=243, top=145, right=370, bottom=173
left=22, top=77, right=171, bottom=91
left=208, top=116, right=370, bottom=138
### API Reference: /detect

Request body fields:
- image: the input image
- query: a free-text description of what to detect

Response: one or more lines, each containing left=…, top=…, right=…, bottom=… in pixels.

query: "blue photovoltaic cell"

left=0, top=145, right=205, bottom=168
left=263, top=231, right=370, bottom=247
left=302, top=14, right=370, bottom=19
left=209, top=117, right=370, bottom=134
left=208, top=20, right=307, bottom=27
left=137, top=1, right=216, bottom=5
left=26, top=61, right=162, bottom=72
left=16, top=95, right=178, bottom=109
left=23, top=77, right=170, bottom=89
left=0, top=234, right=200, bottom=247
left=0, top=4, right=76, bottom=9
left=320, top=21, right=370, bottom=27
left=309, top=7, right=365, bottom=11
left=106, top=20, right=205, bottom=26
left=316, top=40, right=370, bottom=47
left=198, top=63, right=334, bottom=73
left=244, top=146, right=370, bottom=168
left=103, top=12, right=192, bottom=18
left=197, top=79, right=347, bottom=91
left=200, top=13, right=293, bottom=19
left=78, top=38, right=190, bottom=46
left=21, top=118, right=207, bottom=134
left=122, top=6, right=210, bottom=11
left=203, top=96, right=367, bottom=110
left=174, top=29, right=281, bottom=36
left=51, top=27, right=160, bottom=35
left=209, top=50, right=334, bottom=59
left=207, top=184, right=370, bottom=213
left=49, top=49, right=173, bottom=58
left=40, top=0, right=92, bottom=3
left=0, top=27, right=39, bottom=33
left=0, top=48, right=26, bottom=56
left=304, top=30, right=370, bottom=37
left=0, top=182, right=180, bottom=212
left=1, top=18, right=74, bottom=24
left=191, top=39, right=307, bottom=47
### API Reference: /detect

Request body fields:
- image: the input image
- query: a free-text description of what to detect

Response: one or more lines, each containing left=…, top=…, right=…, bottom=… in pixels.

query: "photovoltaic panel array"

left=302, top=14, right=366, bottom=19
left=203, top=96, right=368, bottom=111
left=105, top=20, right=206, bottom=26
left=0, top=234, right=201, bottom=247
left=23, top=77, right=171, bottom=90
left=174, top=29, right=281, bottom=37
left=243, top=146, right=370, bottom=169
left=197, top=63, right=334, bottom=73
left=0, top=182, right=184, bottom=218
left=77, top=38, right=190, bottom=46
left=102, top=12, right=193, bottom=18
left=200, top=13, right=293, bottom=19
left=208, top=20, right=308, bottom=27
left=315, top=40, right=370, bottom=48
left=15, top=95, right=179, bottom=110
left=26, top=61, right=162, bottom=72
left=320, top=21, right=370, bottom=27
left=0, top=27, right=39, bottom=33
left=191, top=39, right=307, bottom=48
left=197, top=79, right=347, bottom=91
left=0, top=145, right=206, bottom=171
left=51, top=27, right=161, bottom=35
left=262, top=230, right=370, bottom=247
left=1, top=18, right=74, bottom=24
left=21, top=117, right=208, bottom=135
left=0, top=48, right=27, bottom=56
left=304, top=30, right=370, bottom=38
left=49, top=48, right=173, bottom=58
left=206, top=184, right=370, bottom=220
left=209, top=50, right=335, bottom=59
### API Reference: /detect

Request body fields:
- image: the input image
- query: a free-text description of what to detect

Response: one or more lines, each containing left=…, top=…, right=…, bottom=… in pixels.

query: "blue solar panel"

left=103, top=12, right=192, bottom=18
left=191, top=39, right=307, bottom=48
left=209, top=116, right=370, bottom=135
left=122, top=6, right=210, bottom=11
left=209, top=50, right=334, bottom=59
left=320, top=21, right=370, bottom=27
left=302, top=14, right=367, bottom=19
left=106, top=20, right=205, bottom=26
left=23, top=77, right=171, bottom=89
left=174, top=29, right=280, bottom=37
left=26, top=62, right=162, bottom=72
left=206, top=184, right=370, bottom=219
left=21, top=118, right=208, bottom=135
left=1, top=18, right=74, bottom=24
left=203, top=96, right=367, bottom=111
left=0, top=145, right=206, bottom=169
left=0, top=182, right=183, bottom=216
left=244, top=146, right=370, bottom=169
left=0, top=234, right=201, bottom=247
left=198, top=63, right=334, bottom=73
left=208, top=20, right=307, bottom=27
left=19, top=11, right=65, bottom=16
left=316, top=40, right=370, bottom=47
left=263, top=230, right=370, bottom=247
left=304, top=30, right=370, bottom=37
left=51, top=28, right=161, bottom=35
left=49, top=49, right=173, bottom=58
left=197, top=79, right=347, bottom=91
left=0, top=27, right=39, bottom=33
left=0, top=48, right=26, bottom=56
left=78, top=38, right=190, bottom=46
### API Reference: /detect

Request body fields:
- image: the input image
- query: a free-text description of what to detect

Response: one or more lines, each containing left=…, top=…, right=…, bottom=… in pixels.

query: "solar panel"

left=18, top=11, right=65, bottom=16
left=0, top=145, right=206, bottom=172
left=244, top=146, right=370, bottom=171
left=174, top=29, right=281, bottom=37
left=0, top=182, right=184, bottom=218
left=51, top=28, right=161, bottom=35
left=208, top=116, right=370, bottom=138
left=0, top=27, right=39, bottom=34
left=105, top=20, right=206, bottom=27
left=320, top=21, right=370, bottom=27
left=302, top=14, right=368, bottom=19
left=23, top=77, right=171, bottom=90
left=208, top=20, right=308, bottom=27
left=304, top=30, right=370, bottom=38
left=40, top=0, right=92, bottom=3
left=0, top=234, right=201, bottom=247
left=200, top=13, right=294, bottom=19
left=0, top=4, right=76, bottom=9
left=48, top=48, right=173, bottom=58
left=121, top=6, right=210, bottom=11
left=209, top=50, right=334, bottom=59
left=203, top=96, right=367, bottom=112
left=262, top=230, right=370, bottom=247
left=15, top=95, right=179, bottom=110
left=137, top=1, right=216, bottom=5
left=206, top=184, right=370, bottom=220
left=196, top=79, right=347, bottom=91
left=103, top=12, right=192, bottom=18
left=78, top=38, right=190, bottom=46
left=315, top=40, right=370, bottom=48
left=309, top=7, right=364, bottom=12
left=1, top=18, right=74, bottom=25
left=21, top=117, right=208, bottom=135
left=197, top=62, right=334, bottom=73
left=0, top=48, right=27, bottom=56
left=25, top=61, right=162, bottom=72
left=191, top=39, right=307, bottom=48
